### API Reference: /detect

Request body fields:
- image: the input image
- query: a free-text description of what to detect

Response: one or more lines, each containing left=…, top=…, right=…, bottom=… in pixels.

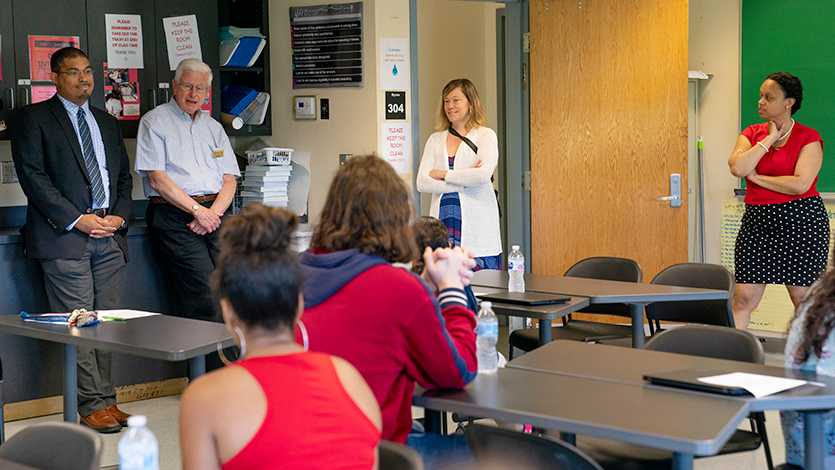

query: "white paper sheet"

left=698, top=372, right=810, bottom=398
left=162, top=15, right=202, bottom=70
left=97, top=309, right=161, bottom=320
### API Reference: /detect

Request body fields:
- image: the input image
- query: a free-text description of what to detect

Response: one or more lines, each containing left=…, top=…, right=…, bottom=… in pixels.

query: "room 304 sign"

left=385, top=91, right=405, bottom=120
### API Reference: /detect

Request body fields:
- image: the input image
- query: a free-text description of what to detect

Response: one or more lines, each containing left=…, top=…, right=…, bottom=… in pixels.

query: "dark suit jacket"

left=11, top=95, right=132, bottom=260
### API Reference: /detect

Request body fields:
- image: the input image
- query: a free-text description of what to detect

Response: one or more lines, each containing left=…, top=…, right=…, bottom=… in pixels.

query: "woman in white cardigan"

left=417, top=79, right=502, bottom=270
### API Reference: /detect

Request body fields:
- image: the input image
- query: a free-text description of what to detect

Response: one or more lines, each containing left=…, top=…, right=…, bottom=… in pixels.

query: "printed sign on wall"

left=382, top=123, right=410, bottom=174
left=106, top=14, right=144, bottom=69
left=290, top=3, right=363, bottom=88
left=163, top=15, right=202, bottom=71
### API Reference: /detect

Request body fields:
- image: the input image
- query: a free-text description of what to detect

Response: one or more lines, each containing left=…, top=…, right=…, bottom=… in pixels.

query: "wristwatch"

left=190, top=203, right=201, bottom=215
left=119, top=217, right=127, bottom=229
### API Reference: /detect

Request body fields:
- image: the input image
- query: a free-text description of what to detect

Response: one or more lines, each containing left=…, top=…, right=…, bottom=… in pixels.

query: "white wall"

left=688, top=0, right=741, bottom=264
left=415, top=0, right=500, bottom=215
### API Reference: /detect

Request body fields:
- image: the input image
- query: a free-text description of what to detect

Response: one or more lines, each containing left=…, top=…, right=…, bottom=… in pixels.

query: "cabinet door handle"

left=149, top=89, right=157, bottom=109
left=18, top=87, right=29, bottom=107
left=161, top=88, right=169, bottom=103
left=5, top=88, right=13, bottom=111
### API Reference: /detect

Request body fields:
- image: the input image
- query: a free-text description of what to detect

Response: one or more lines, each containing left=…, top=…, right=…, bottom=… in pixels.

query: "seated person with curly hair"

left=179, top=203, right=381, bottom=470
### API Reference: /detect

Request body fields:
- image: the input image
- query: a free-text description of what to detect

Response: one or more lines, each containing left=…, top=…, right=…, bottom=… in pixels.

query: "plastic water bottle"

left=118, top=415, right=159, bottom=470
left=476, top=301, right=499, bottom=374
left=508, top=245, right=525, bottom=292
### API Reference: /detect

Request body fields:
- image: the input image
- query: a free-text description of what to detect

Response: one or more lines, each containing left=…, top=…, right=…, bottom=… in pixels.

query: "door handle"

left=655, top=174, right=681, bottom=207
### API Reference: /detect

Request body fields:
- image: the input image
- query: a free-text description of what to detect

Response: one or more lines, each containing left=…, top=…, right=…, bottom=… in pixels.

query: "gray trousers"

left=39, top=237, right=126, bottom=417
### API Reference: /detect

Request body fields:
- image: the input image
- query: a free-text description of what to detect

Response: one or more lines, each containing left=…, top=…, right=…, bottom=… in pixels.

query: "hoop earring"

left=217, top=326, right=246, bottom=366
left=296, top=319, right=309, bottom=352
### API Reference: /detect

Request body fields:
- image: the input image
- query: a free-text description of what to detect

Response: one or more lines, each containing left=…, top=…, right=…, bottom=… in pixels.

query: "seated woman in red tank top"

left=178, top=204, right=382, bottom=470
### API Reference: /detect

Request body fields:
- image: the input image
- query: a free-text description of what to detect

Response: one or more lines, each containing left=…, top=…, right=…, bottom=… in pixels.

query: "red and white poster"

left=106, top=14, right=144, bottom=69
left=381, top=123, right=411, bottom=174
left=103, top=63, right=140, bottom=120
left=162, top=14, right=202, bottom=71
left=29, top=36, right=80, bottom=82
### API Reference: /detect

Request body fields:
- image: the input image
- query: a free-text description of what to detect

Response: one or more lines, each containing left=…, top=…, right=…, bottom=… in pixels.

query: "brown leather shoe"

left=80, top=409, right=122, bottom=433
left=107, top=405, right=132, bottom=427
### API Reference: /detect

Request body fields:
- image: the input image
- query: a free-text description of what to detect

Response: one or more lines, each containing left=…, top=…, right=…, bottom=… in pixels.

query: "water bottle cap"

left=127, top=415, right=147, bottom=427
left=512, top=245, right=520, bottom=250
left=481, top=301, right=492, bottom=309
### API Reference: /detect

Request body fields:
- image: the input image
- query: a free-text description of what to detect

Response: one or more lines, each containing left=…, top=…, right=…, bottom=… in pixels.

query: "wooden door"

left=530, top=0, right=689, bottom=321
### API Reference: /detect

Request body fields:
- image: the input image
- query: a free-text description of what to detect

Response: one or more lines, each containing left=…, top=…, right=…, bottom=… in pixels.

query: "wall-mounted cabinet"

left=217, top=0, right=271, bottom=137
left=0, top=0, right=220, bottom=139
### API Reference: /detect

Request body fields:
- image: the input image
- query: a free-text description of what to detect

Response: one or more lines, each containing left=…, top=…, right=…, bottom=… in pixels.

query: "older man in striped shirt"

left=135, top=58, right=240, bottom=327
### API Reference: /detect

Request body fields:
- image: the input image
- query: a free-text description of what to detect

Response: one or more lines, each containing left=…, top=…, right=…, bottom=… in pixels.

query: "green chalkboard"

left=741, top=0, right=835, bottom=192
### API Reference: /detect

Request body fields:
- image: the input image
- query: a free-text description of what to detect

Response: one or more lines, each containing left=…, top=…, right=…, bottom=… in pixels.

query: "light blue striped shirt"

left=134, top=99, right=239, bottom=197
left=58, top=95, right=111, bottom=209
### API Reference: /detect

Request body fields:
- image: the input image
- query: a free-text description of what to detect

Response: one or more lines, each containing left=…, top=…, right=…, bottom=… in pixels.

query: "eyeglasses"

left=57, top=68, right=93, bottom=77
left=178, top=82, right=208, bottom=94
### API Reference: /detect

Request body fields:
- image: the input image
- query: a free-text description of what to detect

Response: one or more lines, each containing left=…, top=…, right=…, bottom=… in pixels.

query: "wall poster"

left=162, top=14, right=202, bottom=71
left=103, top=63, right=140, bottom=120
left=29, top=36, right=80, bottom=82
left=105, top=14, right=144, bottom=69
left=290, top=2, right=363, bottom=88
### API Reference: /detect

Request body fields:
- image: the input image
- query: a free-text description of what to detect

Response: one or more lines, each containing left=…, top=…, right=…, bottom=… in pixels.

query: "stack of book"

left=241, top=165, right=292, bottom=208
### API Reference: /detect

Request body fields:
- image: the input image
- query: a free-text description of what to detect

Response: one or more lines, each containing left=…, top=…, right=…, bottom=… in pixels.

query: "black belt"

left=93, top=208, right=108, bottom=217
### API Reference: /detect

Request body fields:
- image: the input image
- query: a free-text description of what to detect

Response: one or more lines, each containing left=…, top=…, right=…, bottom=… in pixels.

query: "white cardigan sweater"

left=416, top=126, right=502, bottom=258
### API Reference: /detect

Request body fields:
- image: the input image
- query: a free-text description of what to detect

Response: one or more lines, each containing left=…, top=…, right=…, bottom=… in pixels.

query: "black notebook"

left=477, top=291, right=571, bottom=306
left=643, top=368, right=752, bottom=396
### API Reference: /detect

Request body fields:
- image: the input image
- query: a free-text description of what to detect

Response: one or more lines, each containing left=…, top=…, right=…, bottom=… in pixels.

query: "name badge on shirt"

left=212, top=149, right=224, bottom=158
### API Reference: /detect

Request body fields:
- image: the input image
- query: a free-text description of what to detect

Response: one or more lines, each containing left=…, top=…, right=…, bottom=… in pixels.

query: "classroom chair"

left=508, top=257, right=642, bottom=358
left=466, top=423, right=604, bottom=470
left=0, top=421, right=103, bottom=470
left=379, top=439, right=425, bottom=470
left=593, top=262, right=735, bottom=347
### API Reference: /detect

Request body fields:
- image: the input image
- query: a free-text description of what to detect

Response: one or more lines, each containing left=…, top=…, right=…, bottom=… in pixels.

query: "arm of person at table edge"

left=405, top=248, right=478, bottom=389
left=145, top=170, right=236, bottom=234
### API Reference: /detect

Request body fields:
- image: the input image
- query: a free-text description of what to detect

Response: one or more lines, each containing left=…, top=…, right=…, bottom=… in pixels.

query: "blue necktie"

left=76, top=107, right=106, bottom=208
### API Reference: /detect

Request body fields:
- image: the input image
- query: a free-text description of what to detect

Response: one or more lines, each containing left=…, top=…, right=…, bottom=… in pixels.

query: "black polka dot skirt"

left=735, top=195, right=830, bottom=286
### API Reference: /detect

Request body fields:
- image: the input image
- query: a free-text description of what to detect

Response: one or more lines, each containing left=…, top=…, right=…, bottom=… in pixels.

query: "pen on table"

left=102, top=316, right=126, bottom=322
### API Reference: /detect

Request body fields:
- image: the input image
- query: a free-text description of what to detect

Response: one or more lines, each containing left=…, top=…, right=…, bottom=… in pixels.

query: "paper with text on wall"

left=163, top=14, right=202, bottom=71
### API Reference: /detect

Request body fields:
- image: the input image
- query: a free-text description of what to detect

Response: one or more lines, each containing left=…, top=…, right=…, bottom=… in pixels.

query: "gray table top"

left=508, top=340, right=835, bottom=412
left=0, top=314, right=235, bottom=361
left=414, top=367, right=748, bottom=456
left=471, top=270, right=728, bottom=304
left=472, top=286, right=591, bottom=320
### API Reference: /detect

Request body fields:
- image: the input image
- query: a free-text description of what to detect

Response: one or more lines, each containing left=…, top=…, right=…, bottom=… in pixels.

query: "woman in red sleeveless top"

left=178, top=204, right=382, bottom=470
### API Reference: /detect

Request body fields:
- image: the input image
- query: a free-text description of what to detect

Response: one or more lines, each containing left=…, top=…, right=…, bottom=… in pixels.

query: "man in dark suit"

left=11, top=47, right=133, bottom=433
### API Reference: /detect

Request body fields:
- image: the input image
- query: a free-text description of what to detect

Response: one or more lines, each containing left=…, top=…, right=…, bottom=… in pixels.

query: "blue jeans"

left=407, top=428, right=474, bottom=470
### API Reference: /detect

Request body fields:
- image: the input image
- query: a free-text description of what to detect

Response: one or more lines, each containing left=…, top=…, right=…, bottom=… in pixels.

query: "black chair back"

left=645, top=263, right=735, bottom=328
left=466, top=423, right=604, bottom=470
left=644, top=324, right=764, bottom=364
left=566, top=257, right=642, bottom=318
left=0, top=422, right=103, bottom=470
left=379, top=440, right=424, bottom=470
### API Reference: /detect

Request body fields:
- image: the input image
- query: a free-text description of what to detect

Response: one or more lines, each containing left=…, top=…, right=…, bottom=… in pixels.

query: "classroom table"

left=414, top=367, right=749, bottom=470
left=0, top=314, right=235, bottom=423
left=471, top=270, right=728, bottom=348
left=472, top=286, right=590, bottom=344
left=508, top=340, right=835, bottom=470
